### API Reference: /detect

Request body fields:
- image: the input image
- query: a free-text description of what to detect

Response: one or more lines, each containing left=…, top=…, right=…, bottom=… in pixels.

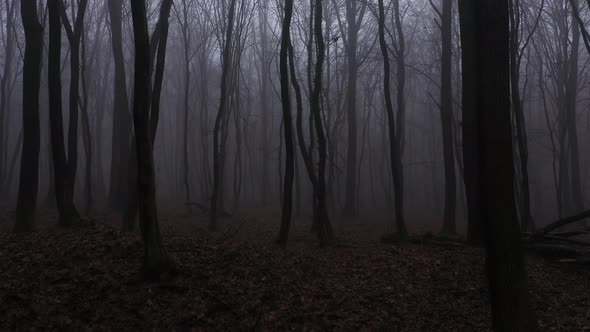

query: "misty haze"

left=0, top=0, right=589, bottom=330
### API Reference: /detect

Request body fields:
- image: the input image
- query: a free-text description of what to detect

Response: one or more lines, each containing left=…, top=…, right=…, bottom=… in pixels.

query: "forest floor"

left=0, top=207, right=589, bottom=331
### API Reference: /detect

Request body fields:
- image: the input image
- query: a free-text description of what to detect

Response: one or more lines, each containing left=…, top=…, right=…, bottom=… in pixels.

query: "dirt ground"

left=0, top=208, right=589, bottom=331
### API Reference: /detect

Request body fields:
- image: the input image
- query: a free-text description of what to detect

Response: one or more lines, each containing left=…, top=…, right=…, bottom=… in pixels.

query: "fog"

left=0, top=0, right=589, bottom=329
left=1, top=0, right=580, bottom=229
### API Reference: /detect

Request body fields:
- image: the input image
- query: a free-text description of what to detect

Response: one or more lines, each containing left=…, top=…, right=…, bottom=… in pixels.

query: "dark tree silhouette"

left=107, top=0, right=132, bottom=213
left=123, top=0, right=173, bottom=232
left=0, top=0, right=16, bottom=201
left=59, top=0, right=88, bottom=224
left=48, top=0, right=79, bottom=227
left=439, top=0, right=457, bottom=235
left=342, top=0, right=367, bottom=218
left=311, top=0, right=333, bottom=246
left=14, top=0, right=43, bottom=233
left=460, top=0, right=538, bottom=329
left=277, top=0, right=295, bottom=246
left=210, top=0, right=237, bottom=232
left=378, top=0, right=407, bottom=238
left=129, top=0, right=174, bottom=279
left=458, top=0, right=482, bottom=245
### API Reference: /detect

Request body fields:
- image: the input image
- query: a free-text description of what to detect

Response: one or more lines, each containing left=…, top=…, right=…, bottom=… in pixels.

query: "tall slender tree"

left=341, top=0, right=367, bottom=218
left=0, top=0, right=16, bottom=200
left=107, top=0, right=131, bottom=212
left=460, top=0, right=538, bottom=328
left=129, top=0, right=174, bottom=278
left=458, top=0, right=482, bottom=245
left=59, top=0, right=88, bottom=221
left=14, top=0, right=43, bottom=232
left=438, top=0, right=457, bottom=235
left=47, top=0, right=79, bottom=226
left=310, top=0, right=333, bottom=246
left=210, top=0, right=238, bottom=232
left=378, top=0, right=407, bottom=238
left=277, top=0, right=295, bottom=246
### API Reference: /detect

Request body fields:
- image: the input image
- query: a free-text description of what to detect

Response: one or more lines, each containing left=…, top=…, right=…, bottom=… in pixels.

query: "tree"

left=339, top=0, right=367, bottom=218
left=210, top=0, right=237, bottom=232
left=258, top=1, right=271, bottom=206
left=460, top=0, right=538, bottom=329
left=59, top=0, right=89, bottom=222
left=47, top=0, right=79, bottom=227
left=564, top=0, right=583, bottom=218
left=378, top=0, right=407, bottom=238
left=175, top=0, right=194, bottom=211
left=0, top=0, right=17, bottom=201
left=277, top=0, right=296, bottom=246
left=509, top=0, right=544, bottom=232
left=432, top=0, right=457, bottom=235
left=107, top=0, right=132, bottom=212
left=123, top=0, right=173, bottom=232
left=310, top=0, right=333, bottom=246
left=14, top=0, right=43, bottom=232
left=458, top=0, right=482, bottom=245
left=129, top=0, right=174, bottom=279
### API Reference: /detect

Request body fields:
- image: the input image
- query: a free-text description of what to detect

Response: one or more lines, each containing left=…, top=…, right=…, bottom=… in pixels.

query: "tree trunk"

left=14, top=0, right=43, bottom=233
left=440, top=0, right=457, bottom=235
left=180, top=0, right=191, bottom=209
left=258, top=3, right=270, bottom=207
left=0, top=0, right=16, bottom=200
left=466, top=1, right=538, bottom=329
left=277, top=0, right=295, bottom=246
left=107, top=0, right=131, bottom=212
left=47, top=0, right=79, bottom=226
left=343, top=0, right=361, bottom=218
left=311, top=0, right=333, bottom=246
left=509, top=0, right=534, bottom=233
left=210, top=0, right=237, bottom=232
left=458, top=0, right=482, bottom=245
left=378, top=0, right=407, bottom=238
left=566, top=7, right=584, bottom=217
left=129, top=0, right=173, bottom=279
left=59, top=0, right=88, bottom=220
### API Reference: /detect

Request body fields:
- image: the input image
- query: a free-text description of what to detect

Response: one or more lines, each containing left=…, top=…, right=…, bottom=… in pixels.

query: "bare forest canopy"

left=2, top=0, right=588, bottom=231
left=1, top=0, right=590, bottom=329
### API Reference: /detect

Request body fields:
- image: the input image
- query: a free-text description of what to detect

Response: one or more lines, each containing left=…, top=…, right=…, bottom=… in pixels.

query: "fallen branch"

left=533, top=209, right=590, bottom=237
left=536, top=235, right=590, bottom=247
left=526, top=243, right=590, bottom=258
left=548, top=230, right=590, bottom=238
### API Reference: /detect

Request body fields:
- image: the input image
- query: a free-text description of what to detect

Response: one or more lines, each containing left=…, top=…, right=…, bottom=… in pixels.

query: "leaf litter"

left=0, top=210, right=588, bottom=331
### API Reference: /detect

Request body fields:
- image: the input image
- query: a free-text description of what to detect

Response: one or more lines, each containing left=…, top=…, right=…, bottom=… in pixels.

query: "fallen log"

left=533, top=209, right=590, bottom=238
left=526, top=243, right=590, bottom=258
left=548, top=230, right=590, bottom=238
left=536, top=235, right=590, bottom=247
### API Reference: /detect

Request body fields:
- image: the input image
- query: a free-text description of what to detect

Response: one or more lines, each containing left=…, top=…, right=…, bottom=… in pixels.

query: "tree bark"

left=565, top=4, right=584, bottom=217
left=465, top=0, right=538, bottom=329
left=48, top=0, right=79, bottom=226
left=277, top=0, right=295, bottom=246
left=440, top=0, right=457, bottom=235
left=0, top=0, right=16, bottom=200
left=59, top=0, right=88, bottom=220
left=210, top=0, right=237, bottom=232
left=311, top=0, right=334, bottom=246
left=107, top=0, right=131, bottom=212
left=458, top=0, right=482, bottom=245
left=14, top=0, right=43, bottom=233
left=509, top=0, right=534, bottom=233
left=342, top=0, right=365, bottom=218
left=378, top=0, right=407, bottom=238
left=129, top=0, right=173, bottom=279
